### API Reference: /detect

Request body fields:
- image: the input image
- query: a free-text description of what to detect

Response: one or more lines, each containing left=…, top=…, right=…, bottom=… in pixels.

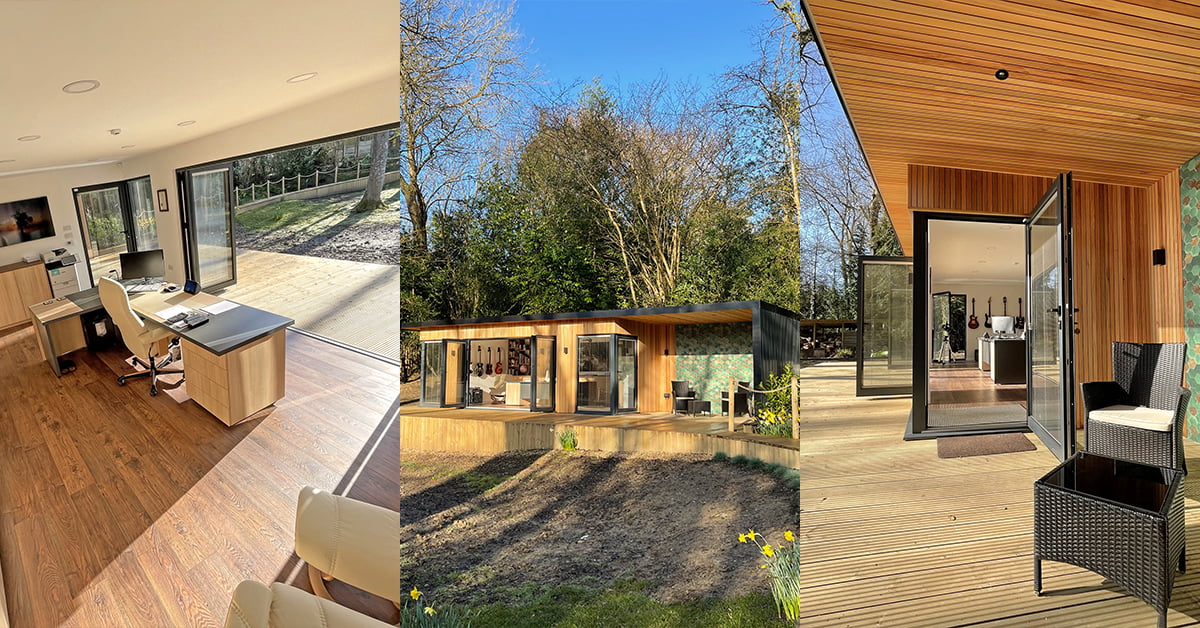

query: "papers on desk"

left=156, top=305, right=191, bottom=320
left=200, top=300, right=239, bottom=315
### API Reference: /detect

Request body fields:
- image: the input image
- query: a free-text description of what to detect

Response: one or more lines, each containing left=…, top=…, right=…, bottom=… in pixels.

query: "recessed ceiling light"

left=286, top=72, right=318, bottom=83
left=177, top=120, right=196, bottom=127
left=62, top=79, right=101, bottom=94
left=121, top=144, right=135, bottom=149
left=986, top=246, right=997, bottom=251
left=17, top=135, right=40, bottom=142
left=977, top=259, right=987, bottom=264
left=995, top=69, right=1010, bottom=81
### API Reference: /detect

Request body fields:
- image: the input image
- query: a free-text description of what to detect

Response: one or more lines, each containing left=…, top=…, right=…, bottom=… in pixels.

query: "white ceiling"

left=928, top=219, right=1024, bottom=284
left=0, top=0, right=398, bottom=174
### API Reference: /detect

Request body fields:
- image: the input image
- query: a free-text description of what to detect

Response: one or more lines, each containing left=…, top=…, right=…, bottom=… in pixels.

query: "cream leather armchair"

left=295, top=486, right=401, bottom=605
left=223, top=581, right=391, bottom=628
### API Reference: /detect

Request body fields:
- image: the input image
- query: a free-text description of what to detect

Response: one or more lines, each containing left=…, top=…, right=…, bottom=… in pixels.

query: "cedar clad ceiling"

left=804, top=0, right=1200, bottom=250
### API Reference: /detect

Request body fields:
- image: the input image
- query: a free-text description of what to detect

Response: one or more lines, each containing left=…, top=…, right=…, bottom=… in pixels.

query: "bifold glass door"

left=576, top=334, right=638, bottom=414
left=532, top=336, right=556, bottom=412
left=419, top=339, right=467, bottom=407
left=73, top=176, right=159, bottom=286
left=1026, top=173, right=1075, bottom=461
left=856, top=256, right=913, bottom=396
left=180, top=165, right=237, bottom=291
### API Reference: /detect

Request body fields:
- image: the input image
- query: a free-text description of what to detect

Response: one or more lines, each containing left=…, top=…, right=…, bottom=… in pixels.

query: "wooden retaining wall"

left=401, top=413, right=800, bottom=468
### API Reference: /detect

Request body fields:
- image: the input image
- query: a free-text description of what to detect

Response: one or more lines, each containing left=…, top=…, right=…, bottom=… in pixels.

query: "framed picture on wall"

left=157, top=188, right=169, bottom=212
left=0, top=196, right=55, bottom=248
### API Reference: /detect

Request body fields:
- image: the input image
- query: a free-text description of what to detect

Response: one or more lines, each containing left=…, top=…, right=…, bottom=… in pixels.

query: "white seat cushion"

left=1089, top=405, right=1174, bottom=432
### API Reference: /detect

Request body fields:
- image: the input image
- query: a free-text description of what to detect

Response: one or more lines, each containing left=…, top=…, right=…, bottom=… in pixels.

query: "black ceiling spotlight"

left=995, top=69, right=1010, bottom=81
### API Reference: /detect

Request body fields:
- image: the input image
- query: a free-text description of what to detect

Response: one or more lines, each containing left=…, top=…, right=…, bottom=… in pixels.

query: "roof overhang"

left=404, top=301, right=798, bottom=331
left=802, top=0, right=1200, bottom=252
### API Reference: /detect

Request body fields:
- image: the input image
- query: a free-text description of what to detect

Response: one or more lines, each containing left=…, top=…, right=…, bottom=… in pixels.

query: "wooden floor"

left=0, top=323, right=399, bottom=627
left=799, top=362, right=1200, bottom=626
left=930, top=362, right=1027, bottom=408
left=218, top=248, right=401, bottom=361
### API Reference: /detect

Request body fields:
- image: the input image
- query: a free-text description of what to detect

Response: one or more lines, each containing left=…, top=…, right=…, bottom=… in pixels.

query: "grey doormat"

left=928, top=403, right=1027, bottom=427
left=937, top=433, right=1036, bottom=458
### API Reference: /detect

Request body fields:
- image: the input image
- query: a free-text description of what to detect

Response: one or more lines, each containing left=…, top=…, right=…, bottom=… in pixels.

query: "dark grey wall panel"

left=753, top=302, right=804, bottom=388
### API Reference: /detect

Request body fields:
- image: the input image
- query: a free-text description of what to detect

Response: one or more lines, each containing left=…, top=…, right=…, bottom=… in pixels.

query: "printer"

left=42, top=248, right=80, bottom=297
left=41, top=248, right=77, bottom=269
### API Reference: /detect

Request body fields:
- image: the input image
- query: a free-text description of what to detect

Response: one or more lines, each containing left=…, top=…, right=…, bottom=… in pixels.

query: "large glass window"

left=420, top=341, right=442, bottom=406
left=856, top=257, right=913, bottom=396
left=73, top=175, right=159, bottom=286
left=616, top=336, right=637, bottom=411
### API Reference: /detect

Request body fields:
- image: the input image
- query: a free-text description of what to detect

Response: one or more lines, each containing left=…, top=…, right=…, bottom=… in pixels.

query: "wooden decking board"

left=798, top=361, right=1200, bottom=625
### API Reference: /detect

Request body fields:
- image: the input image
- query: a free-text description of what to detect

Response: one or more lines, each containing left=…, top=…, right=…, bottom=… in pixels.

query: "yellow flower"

left=763, top=545, right=775, bottom=557
left=738, top=533, right=747, bottom=543
left=410, top=586, right=422, bottom=600
left=784, top=530, right=795, bottom=542
left=424, top=606, right=438, bottom=616
left=760, top=564, right=767, bottom=568
left=747, top=529, right=758, bottom=541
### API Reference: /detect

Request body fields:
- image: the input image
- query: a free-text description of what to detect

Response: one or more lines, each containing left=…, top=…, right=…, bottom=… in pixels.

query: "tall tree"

left=399, top=0, right=527, bottom=249
left=352, top=131, right=392, bottom=212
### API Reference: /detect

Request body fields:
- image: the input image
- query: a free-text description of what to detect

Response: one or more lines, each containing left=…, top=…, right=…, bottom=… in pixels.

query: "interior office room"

left=924, top=218, right=1029, bottom=431
left=0, top=1, right=401, bottom=625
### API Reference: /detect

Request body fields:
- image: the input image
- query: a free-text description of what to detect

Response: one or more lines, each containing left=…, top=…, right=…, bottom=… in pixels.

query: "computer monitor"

left=991, top=315, right=1015, bottom=335
left=119, top=249, right=165, bottom=281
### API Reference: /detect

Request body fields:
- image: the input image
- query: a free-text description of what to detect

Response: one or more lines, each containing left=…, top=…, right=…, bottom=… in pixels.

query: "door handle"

left=1048, top=306, right=1061, bottom=315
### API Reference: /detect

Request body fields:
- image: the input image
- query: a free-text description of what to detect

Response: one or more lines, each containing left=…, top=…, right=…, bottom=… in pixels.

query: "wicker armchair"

left=1080, top=342, right=1189, bottom=472
left=671, top=380, right=695, bottom=415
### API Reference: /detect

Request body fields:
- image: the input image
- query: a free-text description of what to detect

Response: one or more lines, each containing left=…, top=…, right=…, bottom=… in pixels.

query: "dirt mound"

left=400, top=450, right=798, bottom=606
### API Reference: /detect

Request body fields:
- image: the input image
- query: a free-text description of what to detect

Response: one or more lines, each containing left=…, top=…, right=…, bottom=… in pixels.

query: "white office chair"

left=97, top=276, right=183, bottom=396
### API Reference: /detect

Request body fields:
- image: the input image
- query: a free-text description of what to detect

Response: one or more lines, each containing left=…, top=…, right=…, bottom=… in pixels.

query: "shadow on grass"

left=400, top=451, right=547, bottom=525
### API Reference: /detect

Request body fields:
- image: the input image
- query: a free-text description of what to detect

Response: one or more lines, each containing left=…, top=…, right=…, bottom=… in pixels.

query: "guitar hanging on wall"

left=984, top=297, right=992, bottom=329
left=475, top=346, right=484, bottom=377
left=968, top=298, right=979, bottom=329
left=495, top=348, right=504, bottom=375
left=1015, top=297, right=1025, bottom=330
left=485, top=348, right=494, bottom=375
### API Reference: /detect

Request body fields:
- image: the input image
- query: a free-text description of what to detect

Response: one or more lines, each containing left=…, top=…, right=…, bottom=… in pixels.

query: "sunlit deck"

left=798, top=361, right=1200, bottom=626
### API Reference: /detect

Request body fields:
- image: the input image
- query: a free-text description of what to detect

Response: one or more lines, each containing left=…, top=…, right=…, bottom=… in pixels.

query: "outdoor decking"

left=218, top=249, right=400, bottom=360
left=798, top=361, right=1200, bottom=626
left=401, top=406, right=800, bottom=467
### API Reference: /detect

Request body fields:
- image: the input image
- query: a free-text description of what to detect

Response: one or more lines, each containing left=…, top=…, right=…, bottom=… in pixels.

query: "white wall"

left=932, top=281, right=1025, bottom=363
left=0, top=162, right=130, bottom=282
left=0, top=75, right=398, bottom=290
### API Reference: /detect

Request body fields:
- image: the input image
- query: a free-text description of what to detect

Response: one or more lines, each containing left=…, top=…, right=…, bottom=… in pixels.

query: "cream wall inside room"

left=932, top=281, right=1025, bottom=363
left=0, top=162, right=130, bottom=279
left=0, top=75, right=397, bottom=288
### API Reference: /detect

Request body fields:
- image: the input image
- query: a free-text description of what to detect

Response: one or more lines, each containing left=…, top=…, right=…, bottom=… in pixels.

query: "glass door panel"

left=932, top=291, right=950, bottom=364
left=532, top=336, right=556, bottom=412
left=616, top=336, right=637, bottom=412
left=443, top=340, right=467, bottom=407
left=183, top=166, right=237, bottom=290
left=856, top=257, right=913, bottom=396
left=126, top=176, right=159, bottom=250
left=577, top=335, right=612, bottom=412
left=420, top=341, right=442, bottom=406
left=75, top=185, right=127, bottom=283
left=1026, top=173, right=1075, bottom=461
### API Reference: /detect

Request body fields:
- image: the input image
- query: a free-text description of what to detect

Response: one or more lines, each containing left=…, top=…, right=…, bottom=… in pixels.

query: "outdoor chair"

left=1081, top=342, right=1189, bottom=472
left=722, top=381, right=750, bottom=416
left=671, top=380, right=695, bottom=415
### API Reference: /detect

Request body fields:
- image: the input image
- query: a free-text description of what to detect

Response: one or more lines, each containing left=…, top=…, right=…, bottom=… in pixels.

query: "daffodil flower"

left=763, top=545, right=775, bottom=557
left=424, top=606, right=438, bottom=616
left=784, top=530, right=795, bottom=542
left=410, top=586, right=422, bottom=600
left=748, top=529, right=758, bottom=541
left=738, top=533, right=747, bottom=543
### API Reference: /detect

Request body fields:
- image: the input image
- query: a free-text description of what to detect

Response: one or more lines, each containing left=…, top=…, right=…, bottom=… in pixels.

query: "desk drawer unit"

left=181, top=330, right=286, bottom=426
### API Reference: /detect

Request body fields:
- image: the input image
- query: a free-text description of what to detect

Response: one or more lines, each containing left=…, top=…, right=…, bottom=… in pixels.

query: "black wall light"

left=1153, top=248, right=1167, bottom=266
left=995, top=69, right=1009, bottom=80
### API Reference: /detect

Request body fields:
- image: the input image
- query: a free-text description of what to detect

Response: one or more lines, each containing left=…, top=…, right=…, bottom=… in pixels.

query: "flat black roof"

left=405, top=300, right=801, bottom=329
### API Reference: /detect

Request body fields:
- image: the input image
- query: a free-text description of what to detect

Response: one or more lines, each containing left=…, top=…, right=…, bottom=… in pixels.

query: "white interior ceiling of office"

left=0, top=0, right=398, bottom=174
left=928, top=219, right=1024, bottom=284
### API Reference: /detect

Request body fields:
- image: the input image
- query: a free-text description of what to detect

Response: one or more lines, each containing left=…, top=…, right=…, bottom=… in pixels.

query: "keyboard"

left=126, top=282, right=163, bottom=293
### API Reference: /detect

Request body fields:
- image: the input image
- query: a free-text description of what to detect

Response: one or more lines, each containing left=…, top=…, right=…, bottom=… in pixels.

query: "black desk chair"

left=97, top=277, right=183, bottom=396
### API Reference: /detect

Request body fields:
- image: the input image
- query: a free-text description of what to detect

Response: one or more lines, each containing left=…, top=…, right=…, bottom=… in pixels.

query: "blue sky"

left=513, top=0, right=774, bottom=91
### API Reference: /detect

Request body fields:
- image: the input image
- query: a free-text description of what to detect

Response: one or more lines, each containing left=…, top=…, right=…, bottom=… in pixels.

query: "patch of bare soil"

left=400, top=379, right=419, bottom=404
left=400, top=450, right=798, bottom=606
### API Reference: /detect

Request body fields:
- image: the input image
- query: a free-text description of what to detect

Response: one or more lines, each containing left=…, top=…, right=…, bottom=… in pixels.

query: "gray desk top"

left=60, top=287, right=293, bottom=356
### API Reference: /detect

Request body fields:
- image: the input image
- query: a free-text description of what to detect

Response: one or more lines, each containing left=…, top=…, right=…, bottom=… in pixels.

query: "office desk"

left=29, top=288, right=294, bottom=425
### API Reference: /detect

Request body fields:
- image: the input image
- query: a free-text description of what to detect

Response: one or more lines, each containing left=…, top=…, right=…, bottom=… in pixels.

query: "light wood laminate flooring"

left=0, top=323, right=399, bottom=627
left=930, top=362, right=1027, bottom=408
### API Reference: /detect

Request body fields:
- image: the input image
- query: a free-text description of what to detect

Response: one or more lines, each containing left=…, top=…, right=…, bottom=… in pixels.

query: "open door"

left=1025, top=173, right=1076, bottom=461
left=179, top=164, right=237, bottom=291
left=856, top=256, right=913, bottom=396
left=443, top=339, right=468, bottom=408
left=531, top=336, right=556, bottom=412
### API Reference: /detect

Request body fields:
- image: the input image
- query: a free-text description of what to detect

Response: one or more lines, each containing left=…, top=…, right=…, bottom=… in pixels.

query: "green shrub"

left=712, top=451, right=729, bottom=462
left=558, top=428, right=578, bottom=451
left=730, top=454, right=749, bottom=466
left=754, top=364, right=796, bottom=438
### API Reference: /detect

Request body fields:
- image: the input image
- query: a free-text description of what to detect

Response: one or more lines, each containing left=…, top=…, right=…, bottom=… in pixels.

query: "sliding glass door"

left=419, top=339, right=467, bottom=408
left=73, top=176, right=158, bottom=286
left=180, top=165, right=237, bottom=291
